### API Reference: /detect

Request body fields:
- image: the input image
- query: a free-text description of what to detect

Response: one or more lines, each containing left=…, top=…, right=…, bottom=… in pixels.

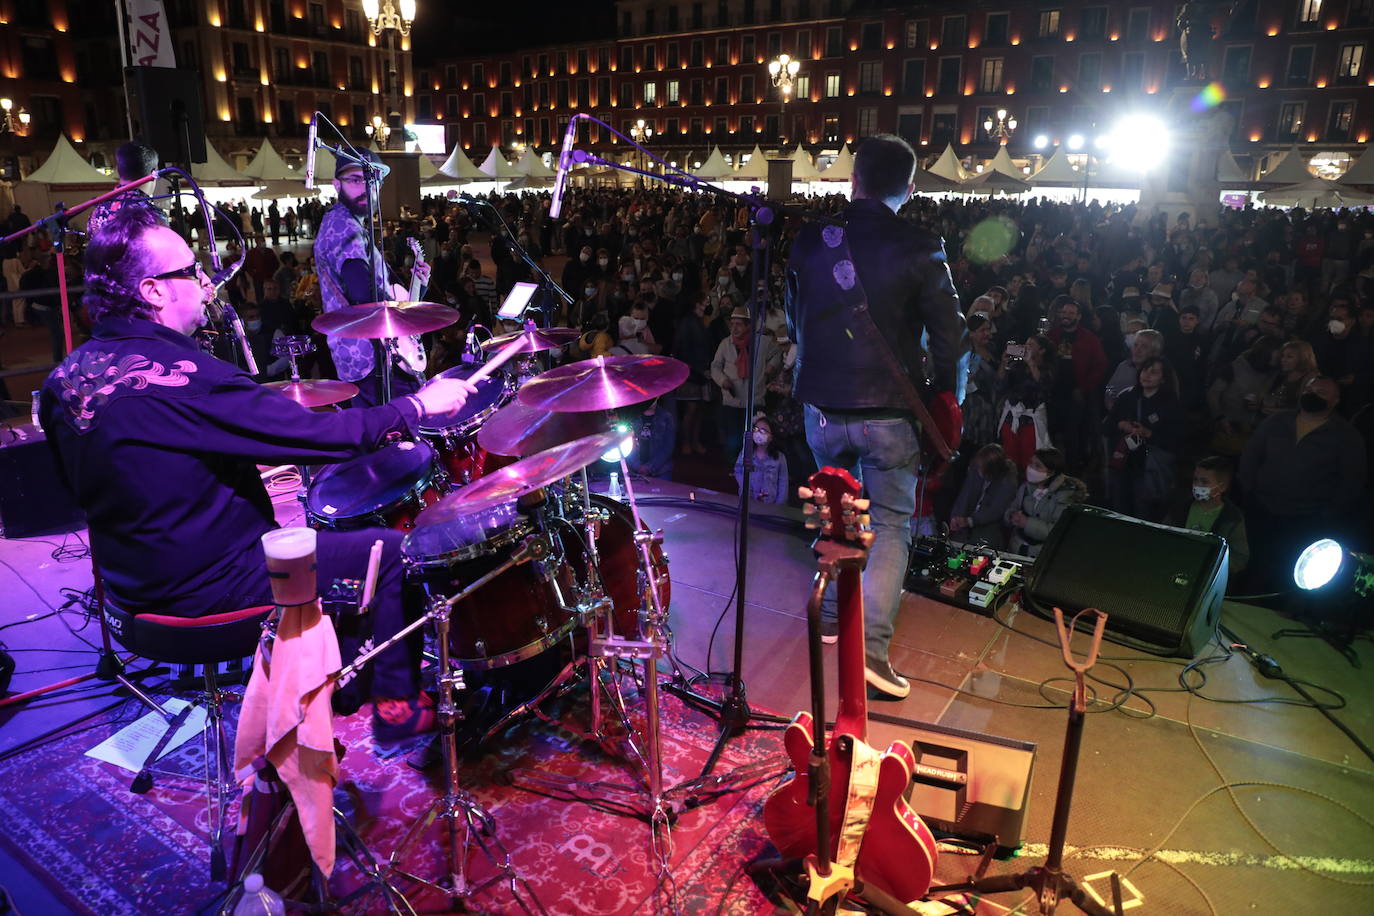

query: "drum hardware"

left=331, top=533, right=552, bottom=913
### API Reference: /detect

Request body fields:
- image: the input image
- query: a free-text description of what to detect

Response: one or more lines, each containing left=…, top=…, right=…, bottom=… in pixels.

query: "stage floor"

left=1, top=477, right=1371, bottom=914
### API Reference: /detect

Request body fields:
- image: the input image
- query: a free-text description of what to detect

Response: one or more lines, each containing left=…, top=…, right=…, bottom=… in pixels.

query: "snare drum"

left=402, top=503, right=579, bottom=670
left=305, top=440, right=441, bottom=531
left=419, top=364, right=514, bottom=486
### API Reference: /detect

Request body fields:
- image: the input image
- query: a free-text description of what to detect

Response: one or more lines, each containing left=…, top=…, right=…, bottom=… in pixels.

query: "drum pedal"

left=590, top=636, right=658, bottom=660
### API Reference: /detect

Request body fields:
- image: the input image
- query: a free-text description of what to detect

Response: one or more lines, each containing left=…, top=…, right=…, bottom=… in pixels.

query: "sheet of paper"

left=85, top=698, right=208, bottom=773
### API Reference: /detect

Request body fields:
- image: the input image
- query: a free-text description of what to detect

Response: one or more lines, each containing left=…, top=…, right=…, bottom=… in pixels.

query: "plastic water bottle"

left=233, top=873, right=285, bottom=916
left=608, top=471, right=623, bottom=501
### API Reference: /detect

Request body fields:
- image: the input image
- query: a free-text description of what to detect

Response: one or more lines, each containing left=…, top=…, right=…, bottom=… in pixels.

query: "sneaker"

left=864, top=657, right=911, bottom=699
left=819, top=619, right=839, bottom=645
left=372, top=693, right=436, bottom=743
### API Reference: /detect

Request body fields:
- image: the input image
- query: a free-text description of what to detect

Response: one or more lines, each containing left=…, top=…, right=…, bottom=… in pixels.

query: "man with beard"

left=315, top=150, right=429, bottom=406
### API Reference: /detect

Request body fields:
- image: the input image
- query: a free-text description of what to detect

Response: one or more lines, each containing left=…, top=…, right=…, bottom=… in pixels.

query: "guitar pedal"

left=967, top=579, right=1005, bottom=609
left=939, top=577, right=971, bottom=600
left=987, top=559, right=1019, bottom=585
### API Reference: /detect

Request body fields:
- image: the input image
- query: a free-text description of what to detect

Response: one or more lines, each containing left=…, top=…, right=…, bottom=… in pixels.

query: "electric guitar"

left=396, top=236, right=429, bottom=375
left=762, top=467, right=938, bottom=907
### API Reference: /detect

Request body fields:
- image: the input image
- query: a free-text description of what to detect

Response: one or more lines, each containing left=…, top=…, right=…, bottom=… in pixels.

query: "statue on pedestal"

left=1176, top=1, right=1236, bottom=82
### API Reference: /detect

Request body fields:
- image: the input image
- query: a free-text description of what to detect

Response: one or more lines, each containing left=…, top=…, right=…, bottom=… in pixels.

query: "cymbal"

left=516, top=354, right=689, bottom=413
left=312, top=301, right=459, bottom=339
left=264, top=379, right=359, bottom=408
left=476, top=400, right=607, bottom=457
left=416, top=431, right=621, bottom=524
left=481, top=326, right=581, bottom=354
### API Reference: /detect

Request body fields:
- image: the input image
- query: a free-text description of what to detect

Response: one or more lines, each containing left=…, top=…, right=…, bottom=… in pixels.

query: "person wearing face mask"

left=1166, top=456, right=1249, bottom=583
left=949, top=443, right=1018, bottom=548
left=1004, top=448, right=1088, bottom=558
left=1311, top=302, right=1359, bottom=407
left=561, top=244, right=596, bottom=297
left=1180, top=268, right=1219, bottom=331
left=711, top=304, right=781, bottom=460
left=1238, top=376, right=1367, bottom=593
left=708, top=266, right=739, bottom=314
left=733, top=414, right=789, bottom=504
left=1104, top=356, right=1184, bottom=523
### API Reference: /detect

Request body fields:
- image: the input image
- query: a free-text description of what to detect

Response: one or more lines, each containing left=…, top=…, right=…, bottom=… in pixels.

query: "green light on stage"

left=963, top=216, right=1019, bottom=266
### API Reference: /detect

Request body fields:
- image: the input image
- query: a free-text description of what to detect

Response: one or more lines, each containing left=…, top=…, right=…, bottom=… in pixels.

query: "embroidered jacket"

left=39, top=316, right=421, bottom=609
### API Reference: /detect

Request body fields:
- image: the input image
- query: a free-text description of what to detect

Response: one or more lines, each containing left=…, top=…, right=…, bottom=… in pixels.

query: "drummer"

left=40, top=206, right=478, bottom=742
left=315, top=148, right=428, bottom=408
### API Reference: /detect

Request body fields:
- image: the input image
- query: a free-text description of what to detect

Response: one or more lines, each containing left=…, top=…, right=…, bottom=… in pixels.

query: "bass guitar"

left=762, top=466, right=938, bottom=910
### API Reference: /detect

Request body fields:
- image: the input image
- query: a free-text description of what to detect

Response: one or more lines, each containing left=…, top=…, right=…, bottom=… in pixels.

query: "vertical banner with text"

left=125, top=0, right=177, bottom=68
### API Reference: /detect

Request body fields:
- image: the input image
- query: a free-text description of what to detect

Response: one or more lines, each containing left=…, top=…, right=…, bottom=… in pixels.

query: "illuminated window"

left=1337, top=43, right=1365, bottom=80
left=645, top=81, right=657, bottom=104
left=859, top=60, right=882, bottom=95
left=825, top=72, right=841, bottom=97
left=1297, top=0, right=1321, bottom=26
left=858, top=107, right=878, bottom=138
left=1277, top=101, right=1304, bottom=138
left=979, top=58, right=1005, bottom=93
left=1039, top=10, right=1061, bottom=38
left=906, top=20, right=929, bottom=49
left=822, top=113, right=840, bottom=142
left=1327, top=100, right=1354, bottom=139
left=667, top=79, right=680, bottom=103
left=794, top=74, right=810, bottom=98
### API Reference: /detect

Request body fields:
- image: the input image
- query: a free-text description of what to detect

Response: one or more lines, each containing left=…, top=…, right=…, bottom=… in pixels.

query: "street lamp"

left=630, top=118, right=653, bottom=186
left=0, top=98, right=30, bottom=135
left=361, top=0, right=415, bottom=150
left=768, top=53, right=801, bottom=144
left=365, top=114, right=391, bottom=145
left=983, top=108, right=1018, bottom=143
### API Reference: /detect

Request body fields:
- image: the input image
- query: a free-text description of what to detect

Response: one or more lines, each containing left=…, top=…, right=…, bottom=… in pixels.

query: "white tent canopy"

left=192, top=139, right=255, bottom=186
left=24, top=135, right=113, bottom=184
left=478, top=146, right=522, bottom=179
left=417, top=152, right=439, bottom=180
left=733, top=144, right=770, bottom=181
left=241, top=140, right=298, bottom=181
left=1259, top=177, right=1374, bottom=208
left=1216, top=150, right=1248, bottom=184
left=434, top=144, right=489, bottom=182
left=788, top=147, right=821, bottom=181
left=928, top=144, right=971, bottom=182
left=984, top=145, right=1024, bottom=179
left=692, top=145, right=731, bottom=179
left=1258, top=146, right=1314, bottom=184
left=1028, top=147, right=1080, bottom=184
left=513, top=146, right=556, bottom=178
left=820, top=144, right=853, bottom=181
left=1338, top=152, right=1374, bottom=185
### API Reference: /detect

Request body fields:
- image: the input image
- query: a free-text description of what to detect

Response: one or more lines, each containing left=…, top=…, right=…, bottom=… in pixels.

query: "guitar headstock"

left=406, top=236, right=423, bottom=260
left=798, top=466, right=873, bottom=548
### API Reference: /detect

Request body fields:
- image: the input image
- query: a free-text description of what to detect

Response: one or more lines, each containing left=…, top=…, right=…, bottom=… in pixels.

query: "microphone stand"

left=458, top=194, right=575, bottom=326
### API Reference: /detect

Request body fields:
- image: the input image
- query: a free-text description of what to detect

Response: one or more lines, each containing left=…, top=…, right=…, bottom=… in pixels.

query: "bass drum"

left=305, top=440, right=440, bottom=531
left=566, top=494, right=671, bottom=640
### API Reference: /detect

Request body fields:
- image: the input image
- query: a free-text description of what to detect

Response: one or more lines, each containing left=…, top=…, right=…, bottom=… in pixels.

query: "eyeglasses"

left=338, top=175, right=369, bottom=186
left=147, top=262, right=206, bottom=282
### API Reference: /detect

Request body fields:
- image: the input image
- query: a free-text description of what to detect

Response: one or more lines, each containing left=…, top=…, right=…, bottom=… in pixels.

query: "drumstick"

left=359, top=538, right=383, bottom=613
left=456, top=329, right=527, bottom=384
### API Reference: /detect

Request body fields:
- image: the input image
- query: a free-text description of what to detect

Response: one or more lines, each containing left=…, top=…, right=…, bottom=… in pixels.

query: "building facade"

left=419, top=0, right=1374, bottom=177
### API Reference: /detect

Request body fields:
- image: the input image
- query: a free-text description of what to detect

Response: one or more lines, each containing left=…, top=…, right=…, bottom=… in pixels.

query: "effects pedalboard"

left=904, top=535, right=1033, bottom=616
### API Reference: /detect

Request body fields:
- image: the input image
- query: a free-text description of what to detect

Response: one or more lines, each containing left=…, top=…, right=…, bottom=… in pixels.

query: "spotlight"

left=1104, top=114, right=1170, bottom=173
left=601, top=423, right=636, bottom=462
left=1294, top=539, right=1374, bottom=596
left=1033, top=134, right=1048, bottom=150
left=1067, top=134, right=1084, bottom=150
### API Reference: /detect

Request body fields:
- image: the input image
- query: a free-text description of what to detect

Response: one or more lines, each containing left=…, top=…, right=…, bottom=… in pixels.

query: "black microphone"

left=549, top=114, right=581, bottom=219
left=304, top=112, right=319, bottom=190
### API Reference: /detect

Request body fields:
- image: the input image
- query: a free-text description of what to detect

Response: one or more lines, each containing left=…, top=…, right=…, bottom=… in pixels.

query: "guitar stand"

left=926, top=608, right=1124, bottom=916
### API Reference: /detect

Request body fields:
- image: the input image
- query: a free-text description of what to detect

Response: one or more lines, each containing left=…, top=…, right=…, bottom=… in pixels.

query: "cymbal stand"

left=338, top=537, right=550, bottom=914
left=272, top=334, right=319, bottom=498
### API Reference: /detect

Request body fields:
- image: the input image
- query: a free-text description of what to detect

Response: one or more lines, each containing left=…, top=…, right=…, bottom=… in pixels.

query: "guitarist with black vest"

left=785, top=134, right=964, bottom=699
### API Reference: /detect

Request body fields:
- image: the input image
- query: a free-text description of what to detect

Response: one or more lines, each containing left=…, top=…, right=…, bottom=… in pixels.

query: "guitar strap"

left=812, top=223, right=953, bottom=463
left=834, top=739, right=883, bottom=871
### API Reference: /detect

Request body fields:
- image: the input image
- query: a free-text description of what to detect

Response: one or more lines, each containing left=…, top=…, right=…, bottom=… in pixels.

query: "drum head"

left=402, top=500, right=526, bottom=565
left=419, top=364, right=509, bottom=435
left=307, top=440, right=435, bottom=522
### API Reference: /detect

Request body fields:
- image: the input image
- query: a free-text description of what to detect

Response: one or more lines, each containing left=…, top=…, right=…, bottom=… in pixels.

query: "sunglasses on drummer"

left=147, top=261, right=208, bottom=282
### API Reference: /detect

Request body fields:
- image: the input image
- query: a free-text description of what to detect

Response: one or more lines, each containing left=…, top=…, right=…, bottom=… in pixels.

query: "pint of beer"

left=261, top=527, right=318, bottom=607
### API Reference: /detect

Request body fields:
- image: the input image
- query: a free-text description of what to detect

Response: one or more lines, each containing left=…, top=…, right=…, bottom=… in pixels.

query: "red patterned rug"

left=0, top=674, right=792, bottom=915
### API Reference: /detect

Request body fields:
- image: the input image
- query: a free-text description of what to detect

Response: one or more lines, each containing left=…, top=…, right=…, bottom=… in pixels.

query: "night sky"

left=411, top=0, right=618, bottom=61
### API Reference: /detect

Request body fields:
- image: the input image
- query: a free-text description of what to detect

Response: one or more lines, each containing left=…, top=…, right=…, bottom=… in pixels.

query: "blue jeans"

left=804, top=405, right=920, bottom=664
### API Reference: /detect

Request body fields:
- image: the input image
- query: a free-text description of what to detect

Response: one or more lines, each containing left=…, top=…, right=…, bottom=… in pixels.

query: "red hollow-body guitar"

left=762, top=467, right=938, bottom=907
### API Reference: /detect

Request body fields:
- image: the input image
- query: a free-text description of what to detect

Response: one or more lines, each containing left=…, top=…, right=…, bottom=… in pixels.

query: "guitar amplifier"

left=0, top=425, right=85, bottom=538
left=868, top=712, right=1037, bottom=855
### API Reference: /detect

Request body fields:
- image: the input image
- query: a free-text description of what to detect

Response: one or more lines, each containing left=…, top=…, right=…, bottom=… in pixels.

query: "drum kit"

left=269, top=299, right=709, bottom=909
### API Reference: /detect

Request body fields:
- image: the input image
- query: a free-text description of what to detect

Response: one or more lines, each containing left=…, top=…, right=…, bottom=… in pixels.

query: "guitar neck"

left=834, top=562, right=868, bottom=743
left=407, top=240, right=426, bottom=302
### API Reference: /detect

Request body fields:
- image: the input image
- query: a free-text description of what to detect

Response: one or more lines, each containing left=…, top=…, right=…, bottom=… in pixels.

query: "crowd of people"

left=9, top=180, right=1371, bottom=597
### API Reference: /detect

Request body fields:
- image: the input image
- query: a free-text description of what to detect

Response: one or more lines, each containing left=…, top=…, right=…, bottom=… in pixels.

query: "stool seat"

left=103, top=603, right=274, bottom=666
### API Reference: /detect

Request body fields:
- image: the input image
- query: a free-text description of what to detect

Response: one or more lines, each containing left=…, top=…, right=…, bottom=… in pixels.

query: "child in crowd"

left=734, top=414, right=789, bottom=504
left=1169, top=455, right=1249, bottom=582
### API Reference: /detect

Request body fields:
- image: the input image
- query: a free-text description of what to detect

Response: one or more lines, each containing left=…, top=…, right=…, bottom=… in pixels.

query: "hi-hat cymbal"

left=264, top=379, right=359, bottom=408
left=516, top=354, right=689, bottom=413
left=476, top=400, right=607, bottom=457
left=312, top=301, right=459, bottom=339
left=415, top=431, right=621, bottom=524
left=481, top=326, right=581, bottom=354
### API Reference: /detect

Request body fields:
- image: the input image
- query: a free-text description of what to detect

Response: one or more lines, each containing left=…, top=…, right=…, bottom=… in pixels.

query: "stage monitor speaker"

left=123, top=66, right=207, bottom=165
left=378, top=151, right=421, bottom=222
left=1025, top=505, right=1228, bottom=658
left=868, top=712, right=1037, bottom=855
left=0, top=425, right=85, bottom=538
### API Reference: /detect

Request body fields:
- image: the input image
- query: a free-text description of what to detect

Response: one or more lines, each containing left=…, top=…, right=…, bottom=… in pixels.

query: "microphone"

left=209, top=251, right=245, bottom=288
left=461, top=326, right=477, bottom=365
left=549, top=114, right=581, bottom=220
left=304, top=112, right=319, bottom=190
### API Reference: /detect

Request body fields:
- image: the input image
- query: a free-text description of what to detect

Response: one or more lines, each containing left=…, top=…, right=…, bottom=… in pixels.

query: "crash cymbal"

left=476, top=400, right=607, bottom=457
left=264, top=379, right=360, bottom=408
left=415, top=431, right=621, bottom=524
left=516, top=354, right=689, bottom=413
left=480, top=326, right=581, bottom=354
left=312, top=301, right=459, bottom=339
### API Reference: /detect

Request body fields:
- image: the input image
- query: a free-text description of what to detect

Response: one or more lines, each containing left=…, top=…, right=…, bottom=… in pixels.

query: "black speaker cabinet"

left=0, top=425, right=85, bottom=538
left=124, top=66, right=207, bottom=165
left=378, top=151, right=421, bottom=222
left=1025, top=505, right=1228, bottom=657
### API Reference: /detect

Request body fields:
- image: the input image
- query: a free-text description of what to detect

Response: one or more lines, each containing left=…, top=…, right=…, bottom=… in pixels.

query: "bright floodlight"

left=1033, top=134, right=1049, bottom=149
left=1067, top=134, right=1085, bottom=150
left=1294, top=538, right=1345, bottom=590
left=601, top=423, right=636, bottom=462
left=1107, top=114, right=1170, bottom=173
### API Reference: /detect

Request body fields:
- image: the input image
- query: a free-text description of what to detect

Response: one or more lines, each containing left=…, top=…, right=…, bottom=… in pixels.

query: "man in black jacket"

left=786, top=134, right=964, bottom=698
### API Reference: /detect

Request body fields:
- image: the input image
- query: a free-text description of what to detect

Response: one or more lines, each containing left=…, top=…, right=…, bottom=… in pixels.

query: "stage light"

left=601, top=424, right=635, bottom=462
left=1067, top=134, right=1084, bottom=150
left=1033, top=134, right=1048, bottom=149
left=1104, top=114, right=1170, bottom=173
left=1294, top=539, right=1374, bottom=597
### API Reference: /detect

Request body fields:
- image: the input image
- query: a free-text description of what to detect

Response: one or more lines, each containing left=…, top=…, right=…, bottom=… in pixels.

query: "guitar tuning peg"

left=858, top=531, right=876, bottom=548
left=797, top=486, right=813, bottom=500
left=840, top=492, right=853, bottom=507
left=859, top=514, right=871, bottom=528
left=853, top=498, right=871, bottom=512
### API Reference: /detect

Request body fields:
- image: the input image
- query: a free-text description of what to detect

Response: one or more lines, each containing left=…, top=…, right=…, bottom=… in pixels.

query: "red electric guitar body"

left=762, top=467, right=938, bottom=906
